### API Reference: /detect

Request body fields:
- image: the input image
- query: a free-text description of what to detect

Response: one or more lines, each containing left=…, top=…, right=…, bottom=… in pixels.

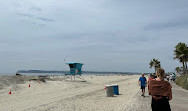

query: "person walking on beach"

left=139, top=73, right=147, bottom=97
left=149, top=68, right=172, bottom=111
left=169, top=74, right=173, bottom=83
left=166, top=75, right=170, bottom=82
left=148, top=74, right=154, bottom=90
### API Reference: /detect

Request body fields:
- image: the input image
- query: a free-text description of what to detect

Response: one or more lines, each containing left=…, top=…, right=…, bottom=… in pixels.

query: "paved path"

left=125, top=82, right=188, bottom=111
left=170, top=83, right=188, bottom=111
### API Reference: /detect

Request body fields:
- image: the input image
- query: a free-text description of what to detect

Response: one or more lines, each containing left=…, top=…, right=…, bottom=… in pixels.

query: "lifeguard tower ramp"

left=64, top=62, right=85, bottom=81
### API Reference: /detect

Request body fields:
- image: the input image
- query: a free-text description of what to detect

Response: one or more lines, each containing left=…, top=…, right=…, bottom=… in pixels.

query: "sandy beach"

left=0, top=75, right=141, bottom=111
left=0, top=75, right=188, bottom=111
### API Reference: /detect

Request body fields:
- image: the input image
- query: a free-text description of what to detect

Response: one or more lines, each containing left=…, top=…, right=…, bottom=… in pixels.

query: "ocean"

left=0, top=72, right=139, bottom=76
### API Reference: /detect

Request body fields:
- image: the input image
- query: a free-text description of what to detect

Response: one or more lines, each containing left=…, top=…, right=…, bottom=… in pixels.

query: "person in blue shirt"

left=139, top=73, right=147, bottom=97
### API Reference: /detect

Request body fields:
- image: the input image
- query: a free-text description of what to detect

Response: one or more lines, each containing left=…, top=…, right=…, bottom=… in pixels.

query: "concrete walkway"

left=125, top=82, right=188, bottom=111
left=170, top=83, right=188, bottom=111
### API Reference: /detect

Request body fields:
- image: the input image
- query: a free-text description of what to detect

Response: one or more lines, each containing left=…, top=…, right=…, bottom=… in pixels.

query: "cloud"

left=30, top=6, right=42, bottom=12
left=17, top=12, right=55, bottom=26
left=145, top=18, right=188, bottom=30
left=36, top=17, right=55, bottom=22
left=0, top=0, right=188, bottom=73
left=18, top=12, right=55, bottom=22
left=17, top=13, right=34, bottom=18
left=31, top=22, right=46, bottom=26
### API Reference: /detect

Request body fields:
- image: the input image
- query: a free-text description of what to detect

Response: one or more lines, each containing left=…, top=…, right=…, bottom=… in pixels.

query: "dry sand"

left=0, top=75, right=141, bottom=111
left=1, top=75, right=187, bottom=111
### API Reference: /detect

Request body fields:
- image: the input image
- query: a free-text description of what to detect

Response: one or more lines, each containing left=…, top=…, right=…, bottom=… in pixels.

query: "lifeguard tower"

left=65, top=62, right=85, bottom=81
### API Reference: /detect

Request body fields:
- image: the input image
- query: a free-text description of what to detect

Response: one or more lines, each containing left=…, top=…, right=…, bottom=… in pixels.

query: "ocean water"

left=0, top=73, right=64, bottom=76
left=0, top=73, right=16, bottom=76
left=0, top=72, right=137, bottom=76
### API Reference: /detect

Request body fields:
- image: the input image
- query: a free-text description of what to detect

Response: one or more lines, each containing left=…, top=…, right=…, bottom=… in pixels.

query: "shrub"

left=175, top=75, right=188, bottom=90
left=39, top=78, right=46, bottom=83
left=183, top=79, right=188, bottom=90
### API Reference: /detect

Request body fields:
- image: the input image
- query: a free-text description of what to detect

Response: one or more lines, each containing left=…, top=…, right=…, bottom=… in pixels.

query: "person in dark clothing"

left=151, top=97, right=171, bottom=111
left=149, top=68, right=172, bottom=111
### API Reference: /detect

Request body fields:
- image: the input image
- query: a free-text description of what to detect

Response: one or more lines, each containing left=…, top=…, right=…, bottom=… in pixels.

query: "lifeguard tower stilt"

left=64, top=62, right=85, bottom=81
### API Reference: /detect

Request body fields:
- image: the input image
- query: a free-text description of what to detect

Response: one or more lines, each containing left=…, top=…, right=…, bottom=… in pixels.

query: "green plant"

left=175, top=75, right=188, bottom=90
left=174, top=42, right=188, bottom=75
left=149, top=58, right=161, bottom=72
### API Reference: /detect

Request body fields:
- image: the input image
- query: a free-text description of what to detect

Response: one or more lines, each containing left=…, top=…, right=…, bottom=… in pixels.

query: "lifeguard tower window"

left=69, top=64, right=74, bottom=68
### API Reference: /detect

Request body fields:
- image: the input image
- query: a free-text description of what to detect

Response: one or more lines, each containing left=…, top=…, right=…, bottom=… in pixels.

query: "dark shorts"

left=141, top=86, right=145, bottom=89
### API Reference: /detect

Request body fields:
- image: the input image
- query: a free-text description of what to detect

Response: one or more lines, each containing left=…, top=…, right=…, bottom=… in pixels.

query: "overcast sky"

left=0, top=0, right=188, bottom=73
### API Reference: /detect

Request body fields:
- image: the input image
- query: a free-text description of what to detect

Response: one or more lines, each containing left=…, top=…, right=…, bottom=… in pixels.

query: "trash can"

left=105, top=85, right=114, bottom=97
left=112, top=84, right=119, bottom=95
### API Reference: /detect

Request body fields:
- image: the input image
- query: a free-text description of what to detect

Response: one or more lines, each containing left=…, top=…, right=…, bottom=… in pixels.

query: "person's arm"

left=138, top=77, right=140, bottom=85
left=148, top=80, right=152, bottom=95
left=148, top=78, right=152, bottom=84
left=168, top=84, right=172, bottom=100
left=145, top=78, right=147, bottom=86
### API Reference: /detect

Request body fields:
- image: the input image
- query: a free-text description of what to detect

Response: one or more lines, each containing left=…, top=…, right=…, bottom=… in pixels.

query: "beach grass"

left=175, top=75, right=188, bottom=90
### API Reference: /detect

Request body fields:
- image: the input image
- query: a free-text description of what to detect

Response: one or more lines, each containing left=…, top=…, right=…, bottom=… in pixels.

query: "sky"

left=0, top=0, right=188, bottom=73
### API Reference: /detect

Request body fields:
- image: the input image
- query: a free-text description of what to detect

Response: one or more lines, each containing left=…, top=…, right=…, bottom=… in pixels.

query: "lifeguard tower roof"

left=66, top=62, right=84, bottom=65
